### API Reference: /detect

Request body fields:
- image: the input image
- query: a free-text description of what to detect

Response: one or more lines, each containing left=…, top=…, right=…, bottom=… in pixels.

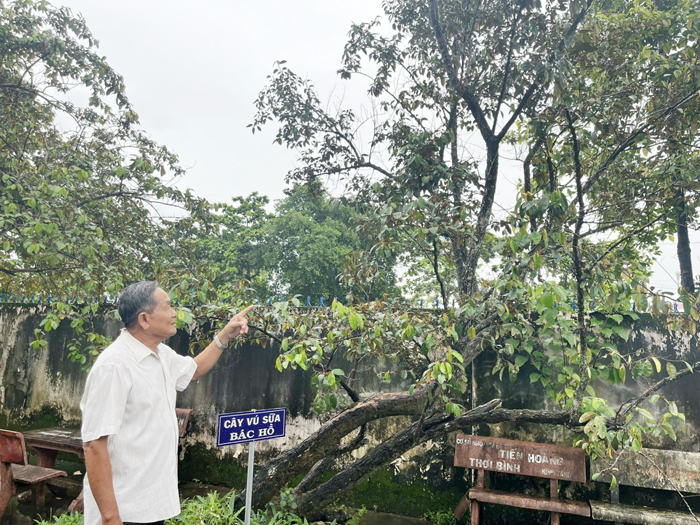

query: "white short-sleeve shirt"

left=80, top=329, right=197, bottom=525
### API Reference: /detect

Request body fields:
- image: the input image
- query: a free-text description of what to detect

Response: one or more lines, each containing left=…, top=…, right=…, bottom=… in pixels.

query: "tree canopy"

left=0, top=0, right=209, bottom=297
left=245, top=0, right=700, bottom=515
left=4, top=0, right=700, bottom=519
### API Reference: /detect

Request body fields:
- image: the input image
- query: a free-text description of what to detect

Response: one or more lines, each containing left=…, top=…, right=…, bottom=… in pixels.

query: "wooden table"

left=22, top=428, right=84, bottom=511
left=22, top=428, right=84, bottom=468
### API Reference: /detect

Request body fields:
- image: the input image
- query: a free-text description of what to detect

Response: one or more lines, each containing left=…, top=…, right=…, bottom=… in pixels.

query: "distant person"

left=80, top=281, right=254, bottom=525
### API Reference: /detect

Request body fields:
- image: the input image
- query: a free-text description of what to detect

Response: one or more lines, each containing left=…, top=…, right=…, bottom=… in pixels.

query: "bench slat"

left=469, top=488, right=591, bottom=517
left=11, top=464, right=66, bottom=484
left=591, top=501, right=700, bottom=525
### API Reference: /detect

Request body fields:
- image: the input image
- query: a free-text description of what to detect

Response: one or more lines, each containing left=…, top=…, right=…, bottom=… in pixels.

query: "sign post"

left=217, top=408, right=287, bottom=525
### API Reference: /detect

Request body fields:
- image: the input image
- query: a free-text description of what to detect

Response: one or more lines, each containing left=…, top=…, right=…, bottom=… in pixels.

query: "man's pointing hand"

left=221, top=304, right=255, bottom=343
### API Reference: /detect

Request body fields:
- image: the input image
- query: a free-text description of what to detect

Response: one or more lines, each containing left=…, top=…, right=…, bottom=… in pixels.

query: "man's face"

left=142, top=287, right=177, bottom=340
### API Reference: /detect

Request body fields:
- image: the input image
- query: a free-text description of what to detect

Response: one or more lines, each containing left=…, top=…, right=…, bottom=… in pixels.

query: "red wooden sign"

left=454, top=433, right=586, bottom=483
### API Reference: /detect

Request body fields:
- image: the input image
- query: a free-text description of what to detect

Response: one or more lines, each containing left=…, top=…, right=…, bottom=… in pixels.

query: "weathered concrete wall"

left=0, top=304, right=408, bottom=465
left=2, top=305, right=700, bottom=521
left=479, top=314, right=700, bottom=452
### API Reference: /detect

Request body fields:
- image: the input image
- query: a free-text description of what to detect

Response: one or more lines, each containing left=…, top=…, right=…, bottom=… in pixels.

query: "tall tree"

left=264, top=185, right=398, bottom=302
left=195, top=193, right=273, bottom=298
left=0, top=0, right=215, bottom=366
left=244, top=0, right=700, bottom=516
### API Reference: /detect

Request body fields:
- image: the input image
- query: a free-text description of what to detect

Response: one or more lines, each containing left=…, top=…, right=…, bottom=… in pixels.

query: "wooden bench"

left=176, top=407, right=193, bottom=438
left=0, top=429, right=67, bottom=517
left=591, top=447, right=700, bottom=524
left=453, top=433, right=590, bottom=524
left=21, top=427, right=84, bottom=512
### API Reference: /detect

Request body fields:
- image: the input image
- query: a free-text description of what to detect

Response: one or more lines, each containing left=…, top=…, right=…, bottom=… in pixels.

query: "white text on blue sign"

left=217, top=408, right=286, bottom=447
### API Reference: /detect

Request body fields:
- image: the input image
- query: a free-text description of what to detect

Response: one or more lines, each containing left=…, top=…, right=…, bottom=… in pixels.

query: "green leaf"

left=667, top=362, right=677, bottom=378
left=579, top=412, right=595, bottom=423
left=515, top=355, right=528, bottom=367
left=668, top=401, right=678, bottom=416
left=542, top=307, right=559, bottom=324
left=632, top=438, right=641, bottom=452
left=539, top=293, right=555, bottom=308
left=662, top=422, right=677, bottom=441
left=611, top=326, right=629, bottom=341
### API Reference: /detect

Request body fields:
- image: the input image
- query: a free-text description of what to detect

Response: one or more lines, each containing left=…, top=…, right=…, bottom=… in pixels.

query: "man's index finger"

left=239, top=304, right=255, bottom=316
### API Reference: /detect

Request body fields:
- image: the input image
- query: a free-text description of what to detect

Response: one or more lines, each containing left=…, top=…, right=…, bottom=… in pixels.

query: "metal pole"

left=245, top=440, right=255, bottom=525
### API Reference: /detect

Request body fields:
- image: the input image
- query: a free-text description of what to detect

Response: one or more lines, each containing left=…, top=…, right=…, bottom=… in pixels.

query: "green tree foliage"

left=0, top=0, right=209, bottom=296
left=265, top=185, right=398, bottom=301
left=196, top=186, right=398, bottom=302
left=195, top=192, right=273, bottom=298
left=0, top=0, right=214, bottom=365
left=8, top=0, right=700, bottom=517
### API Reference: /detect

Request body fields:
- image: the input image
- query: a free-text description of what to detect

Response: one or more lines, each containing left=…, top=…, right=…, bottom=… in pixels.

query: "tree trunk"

left=462, top=143, right=500, bottom=296
left=675, top=187, right=695, bottom=293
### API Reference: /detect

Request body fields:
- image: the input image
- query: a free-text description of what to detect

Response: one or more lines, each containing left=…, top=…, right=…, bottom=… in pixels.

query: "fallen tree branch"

left=247, top=388, right=430, bottom=507
left=294, top=399, right=576, bottom=517
left=294, top=425, right=368, bottom=494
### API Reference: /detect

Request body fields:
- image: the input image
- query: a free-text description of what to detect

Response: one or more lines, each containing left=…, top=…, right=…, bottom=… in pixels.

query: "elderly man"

left=80, top=281, right=254, bottom=525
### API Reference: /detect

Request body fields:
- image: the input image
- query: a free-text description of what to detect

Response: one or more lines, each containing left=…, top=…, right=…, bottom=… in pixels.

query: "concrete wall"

left=2, top=304, right=700, bottom=521
left=0, top=303, right=405, bottom=465
left=3, top=304, right=699, bottom=451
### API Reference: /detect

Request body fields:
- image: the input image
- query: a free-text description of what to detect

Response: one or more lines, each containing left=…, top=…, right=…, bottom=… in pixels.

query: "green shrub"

left=423, top=509, right=458, bottom=525
left=35, top=512, right=84, bottom=525
left=33, top=491, right=321, bottom=525
left=166, top=491, right=243, bottom=525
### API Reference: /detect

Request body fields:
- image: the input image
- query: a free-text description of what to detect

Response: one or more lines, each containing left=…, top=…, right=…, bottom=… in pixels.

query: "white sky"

left=56, top=0, right=697, bottom=297
left=59, top=0, right=384, bottom=204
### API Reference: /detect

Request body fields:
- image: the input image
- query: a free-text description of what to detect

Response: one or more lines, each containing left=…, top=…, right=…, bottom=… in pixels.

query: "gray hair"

left=117, top=281, right=159, bottom=328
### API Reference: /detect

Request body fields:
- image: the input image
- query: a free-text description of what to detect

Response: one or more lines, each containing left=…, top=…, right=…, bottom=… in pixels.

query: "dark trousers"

left=123, top=522, right=164, bottom=525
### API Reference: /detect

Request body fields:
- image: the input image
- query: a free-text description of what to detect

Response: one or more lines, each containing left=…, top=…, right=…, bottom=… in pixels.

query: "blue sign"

left=217, top=408, right=286, bottom=447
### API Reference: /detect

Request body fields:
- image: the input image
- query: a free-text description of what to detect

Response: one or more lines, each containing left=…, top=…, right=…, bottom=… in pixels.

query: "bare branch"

left=428, top=0, right=493, bottom=143
left=613, top=362, right=700, bottom=427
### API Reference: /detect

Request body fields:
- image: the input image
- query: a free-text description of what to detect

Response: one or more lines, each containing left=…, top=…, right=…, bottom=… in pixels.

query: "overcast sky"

left=59, top=0, right=385, bottom=204
left=56, top=0, right=697, bottom=296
